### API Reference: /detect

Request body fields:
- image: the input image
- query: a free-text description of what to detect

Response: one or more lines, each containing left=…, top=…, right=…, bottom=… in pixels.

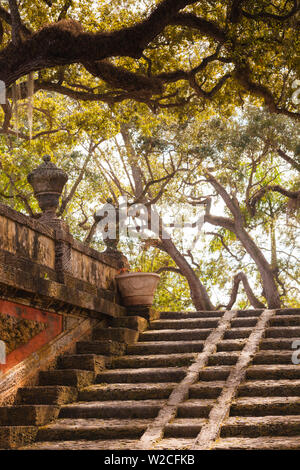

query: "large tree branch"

left=235, top=63, right=300, bottom=121
left=169, top=12, right=226, bottom=42
left=224, top=272, right=266, bottom=310
left=277, top=148, right=300, bottom=172
left=0, top=0, right=199, bottom=86
left=249, top=184, right=300, bottom=215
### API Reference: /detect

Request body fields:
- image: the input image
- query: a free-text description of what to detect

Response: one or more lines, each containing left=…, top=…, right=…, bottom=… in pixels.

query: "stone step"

left=154, top=438, right=196, bottom=450
left=198, top=367, right=231, bottom=382
left=110, top=353, right=197, bottom=369
left=57, top=354, right=106, bottom=373
left=253, top=350, right=293, bottom=365
left=79, top=383, right=176, bottom=402
left=164, top=418, right=207, bottom=438
left=96, top=367, right=187, bottom=384
left=213, top=436, right=300, bottom=450
left=270, top=315, right=300, bottom=327
left=22, top=439, right=142, bottom=450
left=207, top=352, right=239, bottom=366
left=221, top=415, right=300, bottom=438
left=160, top=311, right=225, bottom=319
left=217, top=339, right=246, bottom=351
left=231, top=396, right=300, bottom=416
left=224, top=328, right=252, bottom=339
left=127, top=340, right=204, bottom=355
left=17, top=386, right=78, bottom=405
left=140, top=328, right=212, bottom=342
left=246, top=365, right=300, bottom=381
left=59, top=400, right=165, bottom=419
left=36, top=418, right=150, bottom=441
left=177, top=399, right=215, bottom=418
left=238, top=379, right=300, bottom=397
left=110, top=316, right=148, bottom=332
left=0, top=405, right=59, bottom=426
left=231, top=317, right=258, bottom=327
left=0, top=426, right=38, bottom=449
left=236, top=310, right=264, bottom=317
left=189, top=381, right=225, bottom=399
left=260, top=337, right=300, bottom=350
left=275, top=308, right=300, bottom=316
left=265, top=326, right=300, bottom=338
left=39, top=370, right=94, bottom=388
left=76, top=340, right=126, bottom=356
left=92, top=327, right=139, bottom=344
left=149, top=318, right=219, bottom=330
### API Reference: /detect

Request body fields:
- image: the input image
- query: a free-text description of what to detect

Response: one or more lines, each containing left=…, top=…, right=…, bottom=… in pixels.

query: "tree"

left=0, top=0, right=299, bottom=142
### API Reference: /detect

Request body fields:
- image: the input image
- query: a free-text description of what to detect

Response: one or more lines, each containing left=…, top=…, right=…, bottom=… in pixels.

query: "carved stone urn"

left=116, top=272, right=160, bottom=306
left=27, top=155, right=68, bottom=222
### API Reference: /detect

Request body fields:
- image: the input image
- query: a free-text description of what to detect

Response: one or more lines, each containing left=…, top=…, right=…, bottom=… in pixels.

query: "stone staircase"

left=0, top=308, right=299, bottom=450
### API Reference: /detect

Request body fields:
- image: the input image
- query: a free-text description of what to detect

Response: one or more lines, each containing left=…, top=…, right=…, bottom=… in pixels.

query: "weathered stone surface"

left=270, top=315, right=300, bottom=326
left=140, top=328, right=212, bottom=342
left=58, top=354, right=106, bottom=373
left=22, top=439, right=141, bottom=450
left=150, top=318, right=219, bottom=330
left=111, top=316, right=148, bottom=332
left=208, top=352, right=239, bottom=366
left=231, top=396, right=300, bottom=416
left=164, top=418, right=207, bottom=438
left=189, top=382, right=225, bottom=399
left=214, top=436, right=300, bottom=450
left=177, top=399, right=214, bottom=418
left=160, top=311, right=225, bottom=319
left=96, top=367, right=186, bottom=384
left=127, top=340, right=205, bottom=355
left=138, top=310, right=237, bottom=450
left=253, top=350, right=293, bottom=364
left=110, top=353, right=197, bottom=369
left=39, top=369, right=94, bottom=388
left=36, top=418, right=150, bottom=441
left=0, top=317, right=98, bottom=406
left=59, top=400, right=165, bottom=419
left=126, top=306, right=160, bottom=322
left=238, top=379, right=300, bottom=397
left=93, top=327, right=139, bottom=344
left=193, top=309, right=276, bottom=450
left=221, top=415, right=300, bottom=438
left=17, top=386, right=78, bottom=405
left=4, top=307, right=300, bottom=452
left=246, top=364, right=300, bottom=380
left=0, top=314, right=47, bottom=355
left=0, top=405, right=59, bottom=426
left=79, top=383, right=176, bottom=402
left=0, top=426, right=38, bottom=449
left=76, top=340, right=126, bottom=356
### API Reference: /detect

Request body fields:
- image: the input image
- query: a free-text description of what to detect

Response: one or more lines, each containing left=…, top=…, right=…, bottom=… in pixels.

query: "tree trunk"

left=204, top=173, right=281, bottom=309
left=235, top=226, right=281, bottom=309
left=159, top=237, right=215, bottom=311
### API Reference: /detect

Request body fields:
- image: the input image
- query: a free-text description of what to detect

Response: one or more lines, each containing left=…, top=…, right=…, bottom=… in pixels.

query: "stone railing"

left=0, top=156, right=128, bottom=401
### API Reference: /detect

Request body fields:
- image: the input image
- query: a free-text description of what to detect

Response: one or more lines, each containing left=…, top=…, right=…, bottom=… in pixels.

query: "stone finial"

left=27, top=155, right=68, bottom=219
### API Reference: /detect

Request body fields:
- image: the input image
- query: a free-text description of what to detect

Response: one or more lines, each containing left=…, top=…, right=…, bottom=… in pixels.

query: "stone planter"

left=116, top=273, right=160, bottom=306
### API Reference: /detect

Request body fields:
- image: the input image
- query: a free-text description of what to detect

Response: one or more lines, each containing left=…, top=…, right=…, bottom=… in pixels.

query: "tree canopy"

left=0, top=0, right=299, bottom=310
left=0, top=0, right=299, bottom=140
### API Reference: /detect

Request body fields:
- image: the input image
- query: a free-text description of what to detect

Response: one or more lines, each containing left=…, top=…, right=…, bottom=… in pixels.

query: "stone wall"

left=0, top=202, right=126, bottom=403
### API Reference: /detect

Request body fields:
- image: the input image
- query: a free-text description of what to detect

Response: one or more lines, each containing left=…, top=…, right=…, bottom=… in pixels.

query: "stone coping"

left=0, top=203, right=122, bottom=270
